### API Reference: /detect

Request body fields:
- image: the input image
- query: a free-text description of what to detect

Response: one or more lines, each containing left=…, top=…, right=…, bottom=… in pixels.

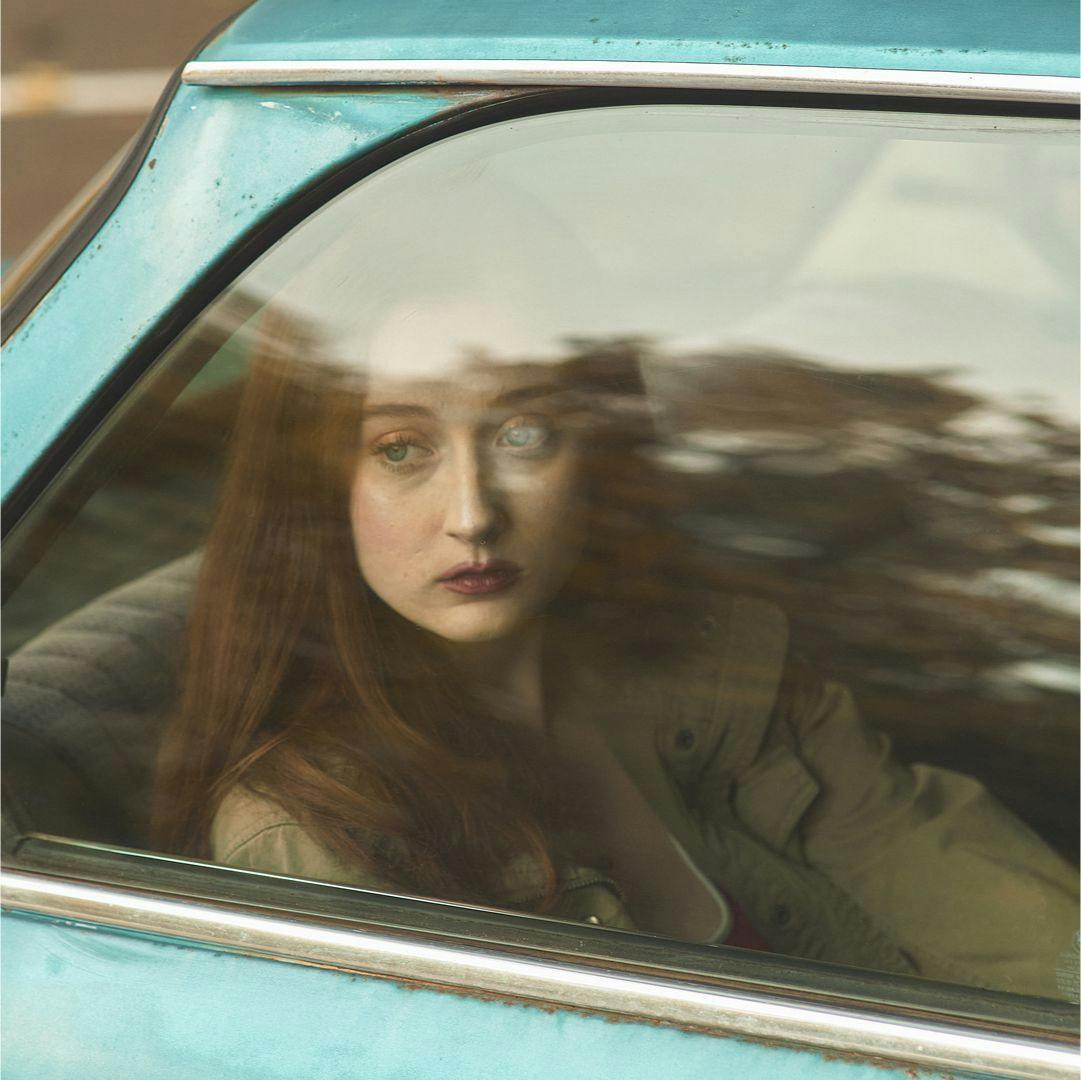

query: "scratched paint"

left=1, top=911, right=952, bottom=1080
left=1, top=83, right=484, bottom=499
left=201, top=0, right=1079, bottom=76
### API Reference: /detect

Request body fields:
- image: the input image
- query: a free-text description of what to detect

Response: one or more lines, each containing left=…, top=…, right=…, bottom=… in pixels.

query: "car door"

left=3, top=15, right=1079, bottom=1079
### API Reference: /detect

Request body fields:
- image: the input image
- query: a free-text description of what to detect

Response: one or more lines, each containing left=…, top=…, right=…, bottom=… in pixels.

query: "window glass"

left=4, top=105, right=1077, bottom=1005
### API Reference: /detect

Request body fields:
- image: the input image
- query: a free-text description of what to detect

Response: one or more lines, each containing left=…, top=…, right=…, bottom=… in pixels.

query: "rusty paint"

left=8, top=908, right=944, bottom=1079
left=232, top=947, right=956, bottom=1076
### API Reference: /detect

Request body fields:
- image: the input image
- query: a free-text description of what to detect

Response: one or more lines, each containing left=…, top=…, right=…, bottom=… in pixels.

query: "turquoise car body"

left=2, top=2, right=1078, bottom=1077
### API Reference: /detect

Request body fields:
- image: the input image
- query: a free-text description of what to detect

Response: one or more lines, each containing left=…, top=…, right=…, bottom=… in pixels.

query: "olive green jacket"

left=212, top=595, right=1078, bottom=1000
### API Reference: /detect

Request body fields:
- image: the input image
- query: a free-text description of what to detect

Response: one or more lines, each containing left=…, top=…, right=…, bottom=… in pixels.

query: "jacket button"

left=771, top=903, right=792, bottom=928
left=675, top=728, right=696, bottom=752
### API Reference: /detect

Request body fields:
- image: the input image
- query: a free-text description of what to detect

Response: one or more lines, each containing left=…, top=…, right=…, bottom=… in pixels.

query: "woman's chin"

left=422, top=602, right=535, bottom=645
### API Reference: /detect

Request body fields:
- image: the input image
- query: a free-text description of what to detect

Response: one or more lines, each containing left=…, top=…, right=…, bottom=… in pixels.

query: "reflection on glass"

left=134, top=295, right=1075, bottom=1001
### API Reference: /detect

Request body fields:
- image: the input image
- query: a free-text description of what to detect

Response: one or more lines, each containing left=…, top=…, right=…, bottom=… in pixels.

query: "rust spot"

left=257, top=954, right=950, bottom=1073
left=147, top=158, right=157, bottom=170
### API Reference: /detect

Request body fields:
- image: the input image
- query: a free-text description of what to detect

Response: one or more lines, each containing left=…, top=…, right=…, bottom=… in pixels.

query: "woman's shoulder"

left=210, top=783, right=392, bottom=891
left=210, top=784, right=299, bottom=863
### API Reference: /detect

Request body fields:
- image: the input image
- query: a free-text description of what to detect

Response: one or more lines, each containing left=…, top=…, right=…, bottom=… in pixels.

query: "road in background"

left=2, top=0, right=241, bottom=264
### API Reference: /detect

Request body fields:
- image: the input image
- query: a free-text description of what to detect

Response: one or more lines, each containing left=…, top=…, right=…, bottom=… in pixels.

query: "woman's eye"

left=496, top=418, right=552, bottom=453
left=372, top=437, right=431, bottom=470
left=382, top=443, right=410, bottom=463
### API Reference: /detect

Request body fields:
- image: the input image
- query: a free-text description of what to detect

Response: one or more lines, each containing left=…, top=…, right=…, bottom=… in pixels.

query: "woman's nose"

left=443, top=449, right=506, bottom=547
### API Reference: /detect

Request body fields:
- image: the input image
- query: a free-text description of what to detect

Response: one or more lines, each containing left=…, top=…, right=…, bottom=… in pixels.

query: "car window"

left=3, top=103, right=1077, bottom=1009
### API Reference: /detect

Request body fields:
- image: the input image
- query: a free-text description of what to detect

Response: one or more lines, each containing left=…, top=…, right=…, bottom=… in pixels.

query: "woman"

left=153, top=305, right=1077, bottom=1000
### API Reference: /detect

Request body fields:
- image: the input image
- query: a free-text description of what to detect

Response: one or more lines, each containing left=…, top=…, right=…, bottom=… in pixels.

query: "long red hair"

left=152, top=308, right=656, bottom=906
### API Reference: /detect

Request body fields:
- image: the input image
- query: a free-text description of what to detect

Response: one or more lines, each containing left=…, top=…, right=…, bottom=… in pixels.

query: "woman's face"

left=350, top=364, right=586, bottom=643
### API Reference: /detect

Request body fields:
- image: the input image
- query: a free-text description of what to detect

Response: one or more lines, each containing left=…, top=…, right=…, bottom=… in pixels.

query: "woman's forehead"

left=363, top=362, right=566, bottom=418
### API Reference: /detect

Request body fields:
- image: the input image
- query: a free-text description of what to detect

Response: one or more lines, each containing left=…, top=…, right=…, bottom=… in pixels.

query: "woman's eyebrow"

left=362, top=403, right=435, bottom=419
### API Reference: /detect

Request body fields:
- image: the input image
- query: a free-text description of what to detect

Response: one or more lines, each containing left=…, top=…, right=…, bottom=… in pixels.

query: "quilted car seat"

left=2, top=554, right=198, bottom=849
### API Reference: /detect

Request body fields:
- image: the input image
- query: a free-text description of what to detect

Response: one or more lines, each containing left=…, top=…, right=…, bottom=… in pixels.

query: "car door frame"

left=2, top=59, right=1079, bottom=1080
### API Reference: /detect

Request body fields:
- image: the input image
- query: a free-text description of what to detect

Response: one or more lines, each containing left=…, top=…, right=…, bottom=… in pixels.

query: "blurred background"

left=2, top=0, right=240, bottom=266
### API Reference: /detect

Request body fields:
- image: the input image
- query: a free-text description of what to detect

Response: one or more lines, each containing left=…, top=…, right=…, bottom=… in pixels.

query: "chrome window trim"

left=14, top=835, right=1071, bottom=1034
left=181, top=59, right=1080, bottom=105
left=4, top=869, right=1077, bottom=1080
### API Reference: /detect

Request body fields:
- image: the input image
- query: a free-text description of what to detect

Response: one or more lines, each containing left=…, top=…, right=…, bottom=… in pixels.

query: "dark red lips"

left=437, top=560, right=521, bottom=596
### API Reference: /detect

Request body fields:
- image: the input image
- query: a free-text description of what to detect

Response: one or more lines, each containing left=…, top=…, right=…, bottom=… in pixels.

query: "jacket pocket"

left=731, top=744, right=819, bottom=854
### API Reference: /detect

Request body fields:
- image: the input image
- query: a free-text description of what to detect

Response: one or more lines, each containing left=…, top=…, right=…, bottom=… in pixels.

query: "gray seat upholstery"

left=2, top=554, right=198, bottom=849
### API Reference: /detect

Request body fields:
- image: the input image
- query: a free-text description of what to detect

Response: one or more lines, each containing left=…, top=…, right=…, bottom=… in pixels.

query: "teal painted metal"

left=200, top=0, right=1080, bottom=78
left=1, top=911, right=941, bottom=1080
left=1, top=6, right=1076, bottom=1076
left=1, top=84, right=483, bottom=500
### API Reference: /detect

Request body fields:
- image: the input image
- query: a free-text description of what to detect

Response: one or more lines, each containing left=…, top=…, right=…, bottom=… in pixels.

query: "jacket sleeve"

left=786, top=665, right=1078, bottom=999
left=210, top=784, right=398, bottom=893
